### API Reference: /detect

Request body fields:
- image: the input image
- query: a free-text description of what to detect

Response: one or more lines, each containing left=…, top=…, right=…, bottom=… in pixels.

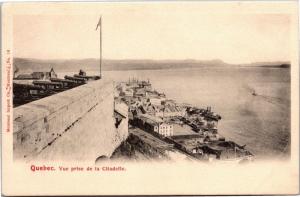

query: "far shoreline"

left=13, top=57, right=290, bottom=73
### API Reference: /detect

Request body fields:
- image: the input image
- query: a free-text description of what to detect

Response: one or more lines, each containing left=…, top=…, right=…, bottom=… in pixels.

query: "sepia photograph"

left=2, top=2, right=299, bottom=195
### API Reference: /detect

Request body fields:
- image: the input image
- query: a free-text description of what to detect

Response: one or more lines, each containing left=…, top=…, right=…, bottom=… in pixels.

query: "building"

left=140, top=104, right=156, bottom=115
left=151, top=104, right=186, bottom=118
left=148, top=96, right=166, bottom=105
left=134, top=114, right=174, bottom=137
left=124, top=89, right=134, bottom=97
left=134, top=88, right=146, bottom=97
left=133, top=115, right=159, bottom=133
left=31, top=68, right=57, bottom=79
left=16, top=68, right=57, bottom=80
left=203, top=119, right=218, bottom=133
left=157, top=122, right=173, bottom=137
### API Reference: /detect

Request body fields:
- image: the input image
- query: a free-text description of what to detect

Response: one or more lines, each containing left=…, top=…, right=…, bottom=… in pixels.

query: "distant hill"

left=240, top=61, right=291, bottom=68
left=13, top=58, right=290, bottom=73
left=13, top=58, right=229, bottom=73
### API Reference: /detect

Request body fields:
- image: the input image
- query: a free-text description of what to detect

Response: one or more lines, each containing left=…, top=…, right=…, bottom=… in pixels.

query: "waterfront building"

left=133, top=115, right=160, bottom=133
left=139, top=114, right=174, bottom=137
left=158, top=122, right=173, bottom=137
left=134, top=114, right=174, bottom=137
left=149, top=96, right=166, bottom=105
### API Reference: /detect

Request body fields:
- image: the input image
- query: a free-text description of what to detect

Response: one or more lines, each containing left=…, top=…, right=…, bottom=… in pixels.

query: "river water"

left=60, top=67, right=291, bottom=160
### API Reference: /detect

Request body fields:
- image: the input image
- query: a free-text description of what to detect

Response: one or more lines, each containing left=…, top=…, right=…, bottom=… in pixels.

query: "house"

left=31, top=68, right=57, bottom=80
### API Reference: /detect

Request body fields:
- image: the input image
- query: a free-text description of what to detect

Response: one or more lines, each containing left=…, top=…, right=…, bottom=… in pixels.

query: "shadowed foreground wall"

left=13, top=79, right=128, bottom=162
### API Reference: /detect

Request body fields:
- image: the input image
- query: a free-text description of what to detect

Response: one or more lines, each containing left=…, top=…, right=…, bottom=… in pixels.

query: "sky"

left=13, top=5, right=291, bottom=64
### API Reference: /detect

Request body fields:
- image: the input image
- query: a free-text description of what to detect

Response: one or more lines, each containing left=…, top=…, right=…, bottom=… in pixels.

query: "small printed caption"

left=30, top=165, right=126, bottom=172
left=5, top=49, right=12, bottom=133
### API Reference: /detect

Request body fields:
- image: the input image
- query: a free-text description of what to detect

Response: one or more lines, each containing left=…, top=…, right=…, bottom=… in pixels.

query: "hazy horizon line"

left=13, top=57, right=290, bottom=65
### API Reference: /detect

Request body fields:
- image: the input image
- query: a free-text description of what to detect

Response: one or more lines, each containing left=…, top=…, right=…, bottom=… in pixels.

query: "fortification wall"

left=114, top=101, right=129, bottom=152
left=13, top=79, right=128, bottom=162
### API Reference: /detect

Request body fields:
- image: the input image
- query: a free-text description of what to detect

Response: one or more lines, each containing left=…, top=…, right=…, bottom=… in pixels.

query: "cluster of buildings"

left=115, top=78, right=253, bottom=162
left=115, top=78, right=222, bottom=139
left=115, top=78, right=185, bottom=137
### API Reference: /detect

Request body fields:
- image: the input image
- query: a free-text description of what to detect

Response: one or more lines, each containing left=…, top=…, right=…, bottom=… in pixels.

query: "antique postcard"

left=1, top=1, right=299, bottom=195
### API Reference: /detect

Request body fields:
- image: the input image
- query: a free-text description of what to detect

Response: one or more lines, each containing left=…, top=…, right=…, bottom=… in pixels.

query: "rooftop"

left=138, top=113, right=163, bottom=124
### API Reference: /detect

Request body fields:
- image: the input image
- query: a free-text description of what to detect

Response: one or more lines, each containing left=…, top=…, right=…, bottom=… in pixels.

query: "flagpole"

left=99, top=16, right=102, bottom=78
